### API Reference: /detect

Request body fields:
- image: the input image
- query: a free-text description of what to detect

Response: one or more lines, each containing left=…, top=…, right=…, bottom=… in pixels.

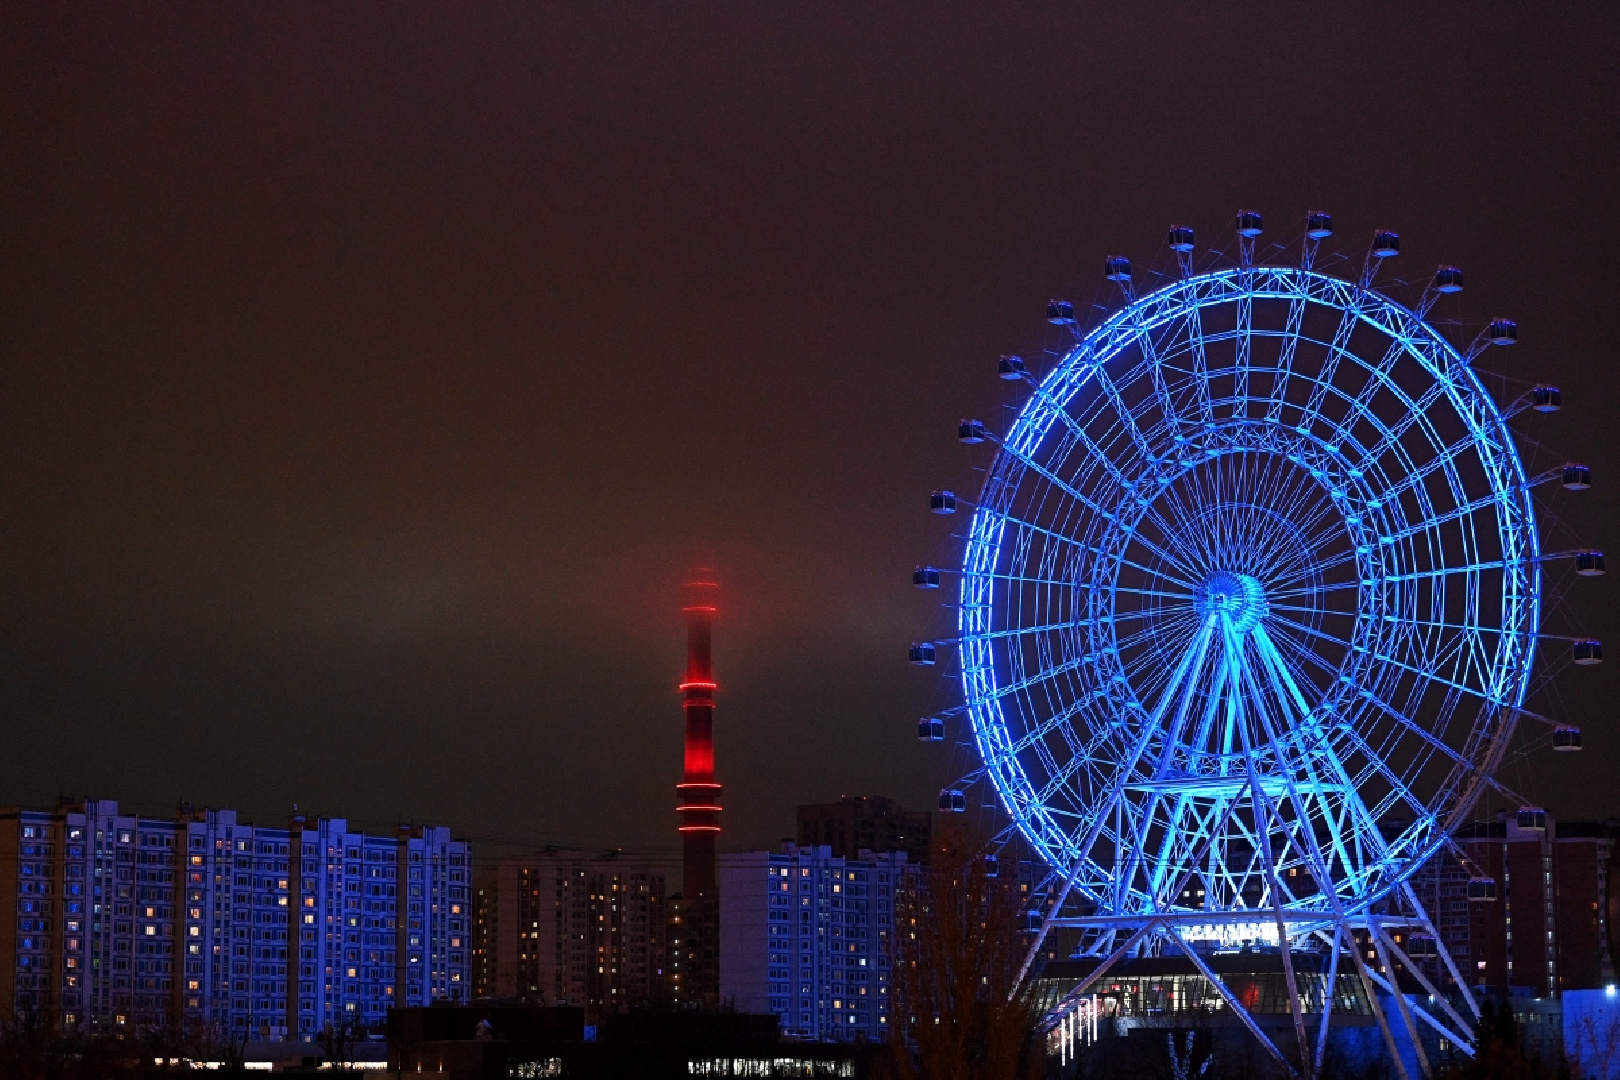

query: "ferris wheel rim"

left=956, top=264, right=1542, bottom=910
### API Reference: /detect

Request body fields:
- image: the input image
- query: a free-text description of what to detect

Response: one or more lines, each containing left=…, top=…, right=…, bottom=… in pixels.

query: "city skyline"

left=0, top=5, right=1614, bottom=863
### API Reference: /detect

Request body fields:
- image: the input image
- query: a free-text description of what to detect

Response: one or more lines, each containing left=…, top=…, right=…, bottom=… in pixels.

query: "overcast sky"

left=0, top=4, right=1614, bottom=872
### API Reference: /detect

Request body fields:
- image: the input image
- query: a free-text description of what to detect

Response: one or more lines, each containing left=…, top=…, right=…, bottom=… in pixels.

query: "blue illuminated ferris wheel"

left=913, top=212, right=1601, bottom=1078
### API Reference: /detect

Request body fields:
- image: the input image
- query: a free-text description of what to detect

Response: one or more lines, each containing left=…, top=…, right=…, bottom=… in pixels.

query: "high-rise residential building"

left=1405, top=813, right=1617, bottom=997
left=0, top=798, right=472, bottom=1038
left=718, top=845, right=914, bottom=1042
left=471, top=850, right=668, bottom=1020
left=796, top=796, right=931, bottom=866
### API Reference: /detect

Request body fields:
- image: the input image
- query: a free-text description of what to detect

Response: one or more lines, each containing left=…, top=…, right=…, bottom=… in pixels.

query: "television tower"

left=676, top=572, right=721, bottom=900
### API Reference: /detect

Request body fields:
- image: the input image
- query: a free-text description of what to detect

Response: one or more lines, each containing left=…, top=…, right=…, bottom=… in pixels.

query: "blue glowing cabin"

left=1433, top=265, right=1464, bottom=293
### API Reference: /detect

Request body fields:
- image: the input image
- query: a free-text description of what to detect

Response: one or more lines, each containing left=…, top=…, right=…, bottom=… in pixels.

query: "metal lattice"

left=916, top=214, right=1599, bottom=1080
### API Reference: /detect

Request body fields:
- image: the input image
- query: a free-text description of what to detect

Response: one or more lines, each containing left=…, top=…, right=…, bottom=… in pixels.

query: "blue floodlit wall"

left=0, top=798, right=472, bottom=1039
left=719, top=847, right=913, bottom=1043
left=1564, top=989, right=1620, bottom=1080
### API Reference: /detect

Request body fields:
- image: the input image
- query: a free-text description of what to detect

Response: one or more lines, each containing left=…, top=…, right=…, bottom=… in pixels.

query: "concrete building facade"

left=796, top=796, right=931, bottom=866
left=1405, top=814, right=1616, bottom=997
left=471, top=850, right=668, bottom=1020
left=0, top=798, right=471, bottom=1038
left=719, top=845, right=913, bottom=1043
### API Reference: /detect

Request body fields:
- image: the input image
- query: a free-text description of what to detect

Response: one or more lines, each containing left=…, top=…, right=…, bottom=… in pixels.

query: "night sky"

left=0, top=5, right=1615, bottom=872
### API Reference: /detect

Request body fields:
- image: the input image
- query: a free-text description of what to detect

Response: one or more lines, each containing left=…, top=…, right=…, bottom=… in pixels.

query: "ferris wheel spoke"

left=1338, top=688, right=1479, bottom=796
left=960, top=620, right=1084, bottom=644
left=1108, top=584, right=1197, bottom=601
left=1332, top=725, right=1434, bottom=822
left=1336, top=334, right=1422, bottom=446
left=1085, top=361, right=1165, bottom=472
left=1060, top=614, right=1220, bottom=877
left=971, top=570, right=1194, bottom=603
left=1263, top=612, right=1356, bottom=657
left=1132, top=306, right=1192, bottom=438
left=1182, top=303, right=1216, bottom=426
left=1359, top=426, right=1477, bottom=512
left=990, top=437, right=1195, bottom=574
left=1266, top=579, right=1360, bottom=601
left=1113, top=611, right=1203, bottom=657
left=1345, top=641, right=1504, bottom=713
left=982, top=509, right=1202, bottom=592
left=1026, top=382, right=1151, bottom=493
left=992, top=699, right=1095, bottom=767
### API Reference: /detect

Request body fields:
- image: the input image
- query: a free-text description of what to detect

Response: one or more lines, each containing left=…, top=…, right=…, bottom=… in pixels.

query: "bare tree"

left=1566, top=1005, right=1620, bottom=1080
left=318, top=1017, right=362, bottom=1071
left=887, top=824, right=1040, bottom=1080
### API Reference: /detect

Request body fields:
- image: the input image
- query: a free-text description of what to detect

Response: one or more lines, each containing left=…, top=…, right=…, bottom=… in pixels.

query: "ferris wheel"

left=911, top=211, right=1601, bottom=1079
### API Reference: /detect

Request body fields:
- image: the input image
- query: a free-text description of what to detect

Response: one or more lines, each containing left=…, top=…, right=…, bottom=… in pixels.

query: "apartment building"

left=0, top=798, right=472, bottom=1038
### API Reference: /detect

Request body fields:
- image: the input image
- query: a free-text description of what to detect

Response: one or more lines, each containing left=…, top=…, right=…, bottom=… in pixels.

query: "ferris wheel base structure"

left=914, top=211, right=1601, bottom=1080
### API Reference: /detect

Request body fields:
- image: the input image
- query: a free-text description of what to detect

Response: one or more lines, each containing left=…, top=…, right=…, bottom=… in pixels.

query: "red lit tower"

left=675, top=572, right=722, bottom=1007
left=677, top=573, right=722, bottom=896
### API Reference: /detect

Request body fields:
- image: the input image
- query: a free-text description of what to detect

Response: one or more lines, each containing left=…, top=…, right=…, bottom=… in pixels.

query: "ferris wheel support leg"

left=1313, top=924, right=1344, bottom=1077
left=1400, top=881, right=1481, bottom=1023
left=1242, top=635, right=1412, bottom=1080
left=1369, top=914, right=1435, bottom=1080
left=1165, top=927, right=1299, bottom=1080
left=1372, top=928, right=1475, bottom=1055
left=1324, top=925, right=1416, bottom=1080
left=1225, top=621, right=1313, bottom=1077
left=1012, top=621, right=1217, bottom=993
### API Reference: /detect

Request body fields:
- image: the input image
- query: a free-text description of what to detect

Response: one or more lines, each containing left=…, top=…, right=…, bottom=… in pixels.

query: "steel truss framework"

left=935, top=242, right=1571, bottom=1079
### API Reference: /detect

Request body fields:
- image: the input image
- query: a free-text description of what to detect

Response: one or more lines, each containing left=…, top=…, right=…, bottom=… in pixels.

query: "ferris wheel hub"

left=1194, top=570, right=1268, bottom=635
